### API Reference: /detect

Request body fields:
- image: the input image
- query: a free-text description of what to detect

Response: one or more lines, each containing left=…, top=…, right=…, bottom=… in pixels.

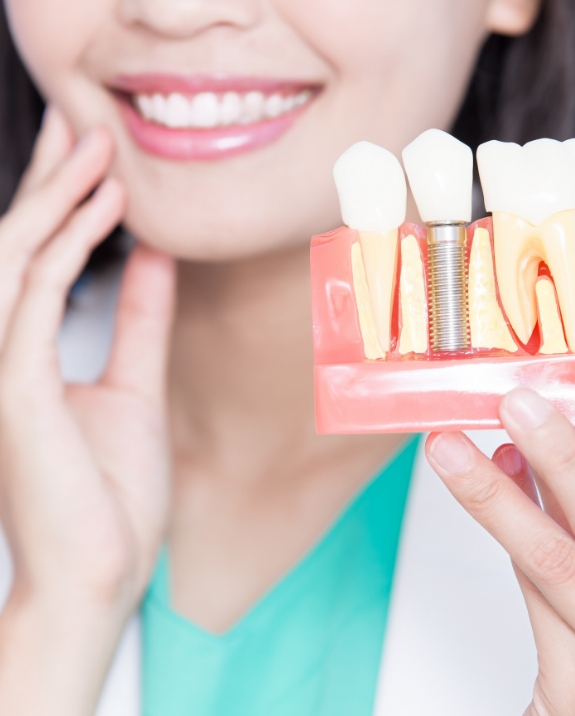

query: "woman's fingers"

left=14, top=105, right=76, bottom=199
left=0, top=127, right=115, bottom=345
left=425, top=432, right=575, bottom=629
left=102, top=245, right=176, bottom=403
left=500, top=388, right=575, bottom=535
left=492, top=443, right=540, bottom=505
left=494, top=446, right=575, bottom=711
left=0, top=127, right=114, bottom=264
left=0, top=179, right=126, bottom=388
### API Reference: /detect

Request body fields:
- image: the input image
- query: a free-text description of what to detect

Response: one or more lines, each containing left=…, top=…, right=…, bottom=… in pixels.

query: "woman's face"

left=5, top=0, right=538, bottom=260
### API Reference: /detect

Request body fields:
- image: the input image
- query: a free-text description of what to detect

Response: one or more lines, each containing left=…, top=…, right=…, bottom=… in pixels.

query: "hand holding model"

left=0, top=106, right=175, bottom=715
left=427, top=399, right=575, bottom=716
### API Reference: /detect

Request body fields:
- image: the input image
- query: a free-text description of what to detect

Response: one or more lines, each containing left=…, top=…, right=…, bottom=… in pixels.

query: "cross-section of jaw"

left=491, top=210, right=575, bottom=348
left=478, top=139, right=575, bottom=350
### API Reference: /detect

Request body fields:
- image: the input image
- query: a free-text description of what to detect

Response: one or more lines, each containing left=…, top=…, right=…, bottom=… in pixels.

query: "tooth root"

left=536, top=277, right=568, bottom=354
left=359, top=230, right=398, bottom=353
left=493, top=210, right=575, bottom=352
left=398, top=234, right=428, bottom=355
left=469, top=227, right=518, bottom=352
left=493, top=212, right=540, bottom=345
left=351, top=242, right=385, bottom=359
left=538, top=211, right=575, bottom=352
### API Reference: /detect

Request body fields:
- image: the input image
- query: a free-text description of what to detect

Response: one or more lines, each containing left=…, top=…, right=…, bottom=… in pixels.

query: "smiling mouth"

left=111, top=75, right=321, bottom=160
left=130, top=87, right=315, bottom=130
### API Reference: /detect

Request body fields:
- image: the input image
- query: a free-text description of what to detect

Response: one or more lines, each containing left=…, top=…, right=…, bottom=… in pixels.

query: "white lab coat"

left=0, top=265, right=538, bottom=715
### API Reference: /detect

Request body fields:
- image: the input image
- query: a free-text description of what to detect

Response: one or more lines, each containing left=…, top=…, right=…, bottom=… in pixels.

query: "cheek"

left=277, top=0, right=490, bottom=134
left=5, top=0, right=111, bottom=99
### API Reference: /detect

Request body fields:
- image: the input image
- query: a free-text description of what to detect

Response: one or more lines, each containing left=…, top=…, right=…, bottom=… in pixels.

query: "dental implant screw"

left=427, top=222, right=470, bottom=352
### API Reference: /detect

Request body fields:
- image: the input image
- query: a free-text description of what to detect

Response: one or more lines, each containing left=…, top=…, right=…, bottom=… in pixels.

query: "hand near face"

left=0, top=106, right=175, bottom=714
left=427, top=389, right=575, bottom=715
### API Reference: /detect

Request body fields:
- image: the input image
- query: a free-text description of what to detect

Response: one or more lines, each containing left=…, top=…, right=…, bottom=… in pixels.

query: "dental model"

left=311, top=131, right=575, bottom=432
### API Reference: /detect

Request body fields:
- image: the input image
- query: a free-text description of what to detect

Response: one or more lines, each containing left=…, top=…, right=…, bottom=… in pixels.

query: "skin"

left=0, top=0, right=565, bottom=714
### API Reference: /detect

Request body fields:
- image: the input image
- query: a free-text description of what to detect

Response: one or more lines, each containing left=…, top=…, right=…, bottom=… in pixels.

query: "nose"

left=119, top=0, right=261, bottom=39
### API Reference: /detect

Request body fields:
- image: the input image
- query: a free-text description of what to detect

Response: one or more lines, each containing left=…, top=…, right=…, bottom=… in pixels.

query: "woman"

left=0, top=0, right=574, bottom=714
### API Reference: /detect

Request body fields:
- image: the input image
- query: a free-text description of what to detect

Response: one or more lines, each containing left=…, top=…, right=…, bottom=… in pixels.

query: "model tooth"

left=402, top=129, right=473, bottom=223
left=477, top=139, right=575, bottom=226
left=334, top=141, right=406, bottom=356
left=333, top=141, right=406, bottom=234
left=478, top=139, right=575, bottom=351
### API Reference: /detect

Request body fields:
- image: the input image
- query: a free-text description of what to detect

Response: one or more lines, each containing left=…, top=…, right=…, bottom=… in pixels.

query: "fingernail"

left=428, top=433, right=471, bottom=474
left=502, top=388, right=553, bottom=430
left=493, top=444, right=523, bottom=476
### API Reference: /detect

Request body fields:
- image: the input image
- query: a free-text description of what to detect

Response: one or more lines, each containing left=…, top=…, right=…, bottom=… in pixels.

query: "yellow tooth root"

left=359, top=230, right=398, bottom=353
left=351, top=242, right=385, bottom=359
left=536, top=277, right=568, bottom=355
left=398, top=234, right=428, bottom=355
left=468, top=228, right=518, bottom=352
left=493, top=210, right=575, bottom=351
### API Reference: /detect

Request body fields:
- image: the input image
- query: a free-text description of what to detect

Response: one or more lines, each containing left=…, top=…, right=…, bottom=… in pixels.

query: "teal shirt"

left=142, top=438, right=418, bottom=716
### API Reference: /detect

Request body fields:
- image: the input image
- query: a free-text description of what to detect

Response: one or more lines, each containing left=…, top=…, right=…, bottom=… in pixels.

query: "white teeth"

left=294, top=90, right=311, bottom=107
left=152, top=93, right=167, bottom=123
left=333, top=141, right=407, bottom=234
left=134, top=89, right=313, bottom=129
left=165, top=93, right=191, bottom=128
left=283, top=96, right=296, bottom=113
left=190, top=92, right=219, bottom=128
left=220, top=92, right=242, bottom=125
left=136, top=95, right=154, bottom=120
left=264, top=94, right=283, bottom=118
left=242, top=91, right=265, bottom=122
left=402, top=129, right=473, bottom=223
left=477, top=139, right=575, bottom=226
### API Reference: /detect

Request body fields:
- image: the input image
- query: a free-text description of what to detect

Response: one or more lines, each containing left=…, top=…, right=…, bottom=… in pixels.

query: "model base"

left=315, top=354, right=575, bottom=433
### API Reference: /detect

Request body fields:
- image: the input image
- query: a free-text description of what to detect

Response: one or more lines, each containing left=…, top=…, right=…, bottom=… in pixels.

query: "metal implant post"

left=427, top=222, right=470, bottom=352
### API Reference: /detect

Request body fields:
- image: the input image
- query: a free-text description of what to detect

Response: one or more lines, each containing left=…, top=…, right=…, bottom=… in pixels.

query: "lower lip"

left=117, top=94, right=309, bottom=161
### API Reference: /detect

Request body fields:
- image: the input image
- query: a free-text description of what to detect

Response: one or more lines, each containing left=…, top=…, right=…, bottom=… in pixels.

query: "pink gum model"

left=311, top=219, right=575, bottom=433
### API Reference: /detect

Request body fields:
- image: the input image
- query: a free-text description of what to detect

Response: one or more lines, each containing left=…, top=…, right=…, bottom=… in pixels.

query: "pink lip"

left=111, top=74, right=319, bottom=162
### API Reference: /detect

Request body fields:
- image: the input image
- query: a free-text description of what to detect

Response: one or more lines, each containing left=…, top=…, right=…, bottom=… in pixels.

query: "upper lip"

left=110, top=73, right=322, bottom=96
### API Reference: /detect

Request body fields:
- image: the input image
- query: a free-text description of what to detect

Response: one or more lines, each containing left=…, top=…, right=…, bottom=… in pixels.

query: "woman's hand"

left=0, top=106, right=175, bottom=715
left=426, top=388, right=575, bottom=716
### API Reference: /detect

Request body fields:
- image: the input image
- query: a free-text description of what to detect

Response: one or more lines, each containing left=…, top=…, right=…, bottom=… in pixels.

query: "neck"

left=167, top=241, right=406, bottom=631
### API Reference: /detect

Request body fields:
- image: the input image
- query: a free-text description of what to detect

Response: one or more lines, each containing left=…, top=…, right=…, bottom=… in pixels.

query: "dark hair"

left=2, top=0, right=575, bottom=216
